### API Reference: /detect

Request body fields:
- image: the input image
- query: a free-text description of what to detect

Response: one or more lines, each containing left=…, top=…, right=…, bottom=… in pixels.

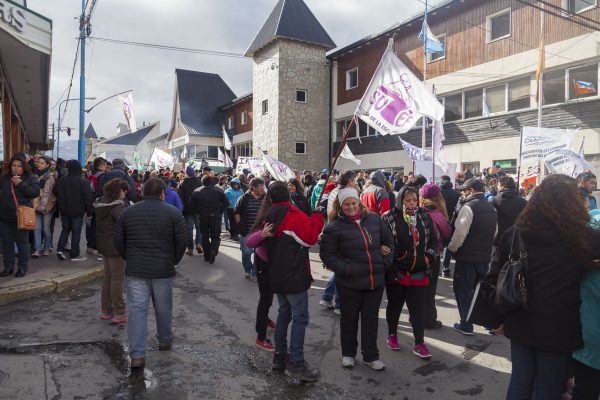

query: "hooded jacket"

left=224, top=178, right=243, bottom=209
left=94, top=197, right=125, bottom=257
left=360, top=171, right=390, bottom=215
left=0, top=172, right=40, bottom=223
left=441, top=180, right=460, bottom=221
left=492, top=189, right=527, bottom=245
left=178, top=176, right=202, bottom=215
left=55, top=161, right=94, bottom=218
left=310, top=179, right=326, bottom=210
left=96, top=167, right=137, bottom=204
left=320, top=211, right=394, bottom=291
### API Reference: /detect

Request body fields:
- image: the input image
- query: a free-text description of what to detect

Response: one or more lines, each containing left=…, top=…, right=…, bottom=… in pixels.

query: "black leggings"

left=385, top=284, right=427, bottom=345
left=255, top=258, right=273, bottom=341
left=573, top=359, right=600, bottom=400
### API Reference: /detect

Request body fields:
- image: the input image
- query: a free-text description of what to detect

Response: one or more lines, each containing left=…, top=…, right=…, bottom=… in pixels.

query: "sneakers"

left=31, top=251, right=40, bottom=258
left=56, top=251, right=66, bottom=260
left=99, top=314, right=113, bottom=320
left=244, top=272, right=251, bottom=279
left=424, top=320, right=443, bottom=329
left=442, top=270, right=451, bottom=278
left=363, top=359, right=385, bottom=371
left=196, top=244, right=204, bottom=255
left=71, top=256, right=87, bottom=262
left=272, top=352, right=288, bottom=371
left=250, top=275, right=257, bottom=282
left=319, top=299, right=334, bottom=309
left=112, top=315, right=128, bottom=324
left=333, top=308, right=341, bottom=315
left=412, top=343, right=432, bottom=359
left=97, top=255, right=104, bottom=262
left=186, top=249, right=194, bottom=256
left=342, top=357, right=355, bottom=368
left=453, top=322, right=474, bottom=336
left=267, top=319, right=276, bottom=329
left=41, top=250, right=50, bottom=257
left=255, top=338, right=274, bottom=352
left=285, top=360, right=320, bottom=382
left=387, top=334, right=400, bottom=350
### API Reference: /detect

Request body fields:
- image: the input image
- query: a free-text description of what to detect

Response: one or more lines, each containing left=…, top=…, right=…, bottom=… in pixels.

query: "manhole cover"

left=0, top=369, right=8, bottom=385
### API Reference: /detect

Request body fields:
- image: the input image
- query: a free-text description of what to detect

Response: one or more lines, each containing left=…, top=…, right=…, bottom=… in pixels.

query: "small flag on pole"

left=218, top=147, right=234, bottom=168
left=222, top=125, right=232, bottom=151
left=340, top=143, right=362, bottom=165
left=117, top=92, right=137, bottom=132
left=418, top=16, right=444, bottom=53
left=431, top=120, right=446, bottom=166
left=398, top=137, right=432, bottom=161
left=573, top=79, right=596, bottom=96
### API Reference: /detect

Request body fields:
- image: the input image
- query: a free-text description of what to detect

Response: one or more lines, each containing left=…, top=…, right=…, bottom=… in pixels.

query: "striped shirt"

left=245, top=196, right=263, bottom=232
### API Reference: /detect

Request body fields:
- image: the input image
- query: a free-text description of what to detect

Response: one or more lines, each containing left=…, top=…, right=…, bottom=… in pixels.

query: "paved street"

left=0, top=236, right=511, bottom=400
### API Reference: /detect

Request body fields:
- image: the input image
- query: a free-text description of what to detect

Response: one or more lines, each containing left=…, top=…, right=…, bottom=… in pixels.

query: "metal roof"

left=84, top=123, right=98, bottom=139
left=245, top=0, right=336, bottom=57
left=175, top=69, right=236, bottom=137
left=101, top=123, right=156, bottom=146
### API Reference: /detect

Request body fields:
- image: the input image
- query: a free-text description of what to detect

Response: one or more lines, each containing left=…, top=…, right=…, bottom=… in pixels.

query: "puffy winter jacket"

left=189, top=184, right=228, bottom=218
left=320, top=211, right=394, bottom=291
left=97, top=168, right=137, bottom=203
left=0, top=173, right=40, bottom=223
left=178, top=176, right=202, bottom=215
left=94, top=197, right=125, bottom=257
left=360, top=171, right=390, bottom=215
left=55, top=163, right=94, bottom=218
left=114, top=197, right=188, bottom=279
left=492, top=189, right=527, bottom=245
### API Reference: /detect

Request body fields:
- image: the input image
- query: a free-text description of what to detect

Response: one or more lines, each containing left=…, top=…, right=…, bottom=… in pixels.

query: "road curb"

left=0, top=265, right=104, bottom=306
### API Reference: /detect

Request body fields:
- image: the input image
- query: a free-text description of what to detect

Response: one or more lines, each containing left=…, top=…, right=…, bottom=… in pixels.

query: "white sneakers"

left=342, top=357, right=355, bottom=368
left=363, top=359, right=385, bottom=371
left=319, top=299, right=334, bottom=309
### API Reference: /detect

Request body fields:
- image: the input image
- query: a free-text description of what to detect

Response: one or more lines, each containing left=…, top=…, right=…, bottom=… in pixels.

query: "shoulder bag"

left=494, top=228, right=528, bottom=314
left=11, top=182, right=36, bottom=231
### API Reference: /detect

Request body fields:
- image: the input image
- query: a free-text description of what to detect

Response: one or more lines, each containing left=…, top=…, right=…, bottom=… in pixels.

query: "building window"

left=261, top=100, right=268, bottom=115
left=346, top=68, right=358, bottom=90
left=508, top=77, right=531, bottom=111
left=487, top=9, right=511, bottom=43
left=295, top=141, right=306, bottom=155
left=565, top=0, right=597, bottom=14
left=296, top=90, right=307, bottom=103
left=335, top=119, right=356, bottom=141
left=543, top=69, right=566, bottom=105
left=462, top=162, right=480, bottom=174
left=464, top=89, right=483, bottom=119
left=484, top=84, right=506, bottom=114
left=569, top=64, right=598, bottom=100
left=358, top=119, right=370, bottom=137
left=208, top=146, right=219, bottom=159
left=494, top=159, right=517, bottom=174
left=444, top=93, right=462, bottom=122
left=241, top=111, right=248, bottom=125
left=227, top=116, right=234, bottom=130
left=427, top=34, right=446, bottom=63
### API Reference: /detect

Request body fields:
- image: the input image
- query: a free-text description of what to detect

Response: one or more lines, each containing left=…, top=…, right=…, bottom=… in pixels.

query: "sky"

left=28, top=0, right=442, bottom=154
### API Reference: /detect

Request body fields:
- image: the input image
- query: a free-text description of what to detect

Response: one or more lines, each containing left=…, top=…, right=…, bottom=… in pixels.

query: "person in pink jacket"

left=419, top=184, right=452, bottom=329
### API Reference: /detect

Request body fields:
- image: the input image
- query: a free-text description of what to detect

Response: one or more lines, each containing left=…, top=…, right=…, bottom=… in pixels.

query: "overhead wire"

left=58, top=38, right=82, bottom=129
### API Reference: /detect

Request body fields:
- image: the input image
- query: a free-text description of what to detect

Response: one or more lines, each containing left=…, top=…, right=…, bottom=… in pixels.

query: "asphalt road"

left=0, top=236, right=511, bottom=400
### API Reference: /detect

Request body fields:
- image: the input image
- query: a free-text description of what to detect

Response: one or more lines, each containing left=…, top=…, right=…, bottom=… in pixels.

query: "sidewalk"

left=0, top=229, right=103, bottom=306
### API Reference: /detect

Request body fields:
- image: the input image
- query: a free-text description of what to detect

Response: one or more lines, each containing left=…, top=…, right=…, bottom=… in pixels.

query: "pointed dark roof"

left=84, top=123, right=98, bottom=139
left=102, top=123, right=156, bottom=146
left=175, top=69, right=236, bottom=137
left=245, top=0, right=336, bottom=57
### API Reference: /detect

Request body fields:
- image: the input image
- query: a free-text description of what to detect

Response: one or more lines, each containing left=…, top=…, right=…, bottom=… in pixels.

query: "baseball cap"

left=455, top=178, right=485, bottom=192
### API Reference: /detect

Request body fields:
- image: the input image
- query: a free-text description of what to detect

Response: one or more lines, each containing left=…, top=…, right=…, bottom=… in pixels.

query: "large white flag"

left=149, top=147, right=173, bottom=167
left=398, top=137, right=432, bottom=161
left=258, top=151, right=295, bottom=182
left=222, top=125, right=232, bottom=151
left=355, top=40, right=444, bottom=136
left=218, top=147, right=234, bottom=168
left=544, top=148, right=593, bottom=177
left=520, top=127, right=578, bottom=163
left=340, top=143, right=361, bottom=165
left=117, top=92, right=137, bottom=133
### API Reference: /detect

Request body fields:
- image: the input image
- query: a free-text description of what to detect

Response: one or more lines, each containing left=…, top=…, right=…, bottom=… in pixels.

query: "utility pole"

left=78, top=0, right=87, bottom=166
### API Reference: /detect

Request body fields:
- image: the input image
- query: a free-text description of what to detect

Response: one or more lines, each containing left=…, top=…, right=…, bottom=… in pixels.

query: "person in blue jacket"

left=225, top=178, right=244, bottom=240
left=161, top=176, right=183, bottom=212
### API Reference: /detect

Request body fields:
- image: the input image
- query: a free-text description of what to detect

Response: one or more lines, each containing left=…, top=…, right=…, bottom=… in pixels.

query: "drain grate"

left=0, top=369, right=8, bottom=385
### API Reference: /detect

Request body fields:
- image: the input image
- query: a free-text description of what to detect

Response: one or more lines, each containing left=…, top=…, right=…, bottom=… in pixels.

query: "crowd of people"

left=1, top=152, right=599, bottom=399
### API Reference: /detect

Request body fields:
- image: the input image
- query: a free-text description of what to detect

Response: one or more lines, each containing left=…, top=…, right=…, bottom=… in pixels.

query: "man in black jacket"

left=55, top=160, right=94, bottom=261
left=189, top=175, right=229, bottom=264
left=440, top=175, right=460, bottom=277
left=97, top=158, right=137, bottom=204
left=178, top=166, right=203, bottom=255
left=492, top=176, right=527, bottom=245
left=448, top=178, right=497, bottom=336
left=114, top=178, right=187, bottom=370
left=234, top=177, right=265, bottom=280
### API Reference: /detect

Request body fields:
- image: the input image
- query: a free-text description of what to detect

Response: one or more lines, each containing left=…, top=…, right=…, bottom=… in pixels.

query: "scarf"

left=36, top=167, right=50, bottom=178
left=347, top=212, right=362, bottom=222
left=403, top=205, right=420, bottom=246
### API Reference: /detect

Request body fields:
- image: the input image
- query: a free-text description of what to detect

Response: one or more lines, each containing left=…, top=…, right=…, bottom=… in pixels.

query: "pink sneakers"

left=387, top=334, right=400, bottom=350
left=412, top=342, right=432, bottom=359
left=255, top=338, right=274, bottom=352
left=99, top=314, right=113, bottom=320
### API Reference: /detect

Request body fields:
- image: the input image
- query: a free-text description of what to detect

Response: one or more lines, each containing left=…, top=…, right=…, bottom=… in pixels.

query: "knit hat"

left=338, top=188, right=359, bottom=205
left=186, top=166, right=196, bottom=177
left=419, top=183, right=441, bottom=199
left=112, top=158, right=126, bottom=170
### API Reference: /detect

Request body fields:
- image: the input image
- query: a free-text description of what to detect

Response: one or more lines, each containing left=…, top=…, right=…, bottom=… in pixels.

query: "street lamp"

left=85, top=90, right=132, bottom=114
left=56, top=97, right=95, bottom=160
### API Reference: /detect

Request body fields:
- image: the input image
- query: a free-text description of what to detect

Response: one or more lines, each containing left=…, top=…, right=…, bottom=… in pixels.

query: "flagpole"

left=422, top=0, right=428, bottom=159
left=537, top=2, right=545, bottom=183
left=517, top=128, right=524, bottom=188
left=572, top=136, right=585, bottom=177
left=317, top=117, right=356, bottom=206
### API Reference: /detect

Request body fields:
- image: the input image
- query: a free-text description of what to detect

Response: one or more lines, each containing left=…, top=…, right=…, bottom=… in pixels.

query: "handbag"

left=11, top=182, right=36, bottom=231
left=494, top=228, right=528, bottom=314
left=467, top=280, right=503, bottom=328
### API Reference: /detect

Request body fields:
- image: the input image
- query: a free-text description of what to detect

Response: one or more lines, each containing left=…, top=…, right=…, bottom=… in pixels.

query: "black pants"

left=255, top=258, right=273, bottom=341
left=226, top=208, right=239, bottom=237
left=442, top=247, right=452, bottom=274
left=424, top=257, right=440, bottom=325
left=573, top=359, right=600, bottom=400
left=336, top=284, right=384, bottom=362
left=0, top=220, right=30, bottom=272
left=199, top=215, right=221, bottom=259
left=385, top=284, right=427, bottom=345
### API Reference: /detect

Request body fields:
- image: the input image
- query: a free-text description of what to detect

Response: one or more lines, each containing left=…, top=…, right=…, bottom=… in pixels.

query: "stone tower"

left=245, top=0, right=335, bottom=172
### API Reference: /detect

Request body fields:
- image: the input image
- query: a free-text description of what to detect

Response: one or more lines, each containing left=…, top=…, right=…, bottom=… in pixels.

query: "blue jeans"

left=453, top=261, right=488, bottom=330
left=239, top=235, right=256, bottom=278
left=34, top=212, right=53, bottom=252
left=184, top=215, right=202, bottom=250
left=0, top=220, right=30, bottom=272
left=321, top=272, right=340, bottom=308
left=507, top=340, right=572, bottom=400
left=57, top=216, right=84, bottom=258
left=274, top=291, right=309, bottom=363
left=223, top=212, right=230, bottom=231
left=127, top=276, right=174, bottom=358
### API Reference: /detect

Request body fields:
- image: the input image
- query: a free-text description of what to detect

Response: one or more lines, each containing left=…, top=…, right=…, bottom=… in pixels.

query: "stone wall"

left=252, top=42, right=280, bottom=159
